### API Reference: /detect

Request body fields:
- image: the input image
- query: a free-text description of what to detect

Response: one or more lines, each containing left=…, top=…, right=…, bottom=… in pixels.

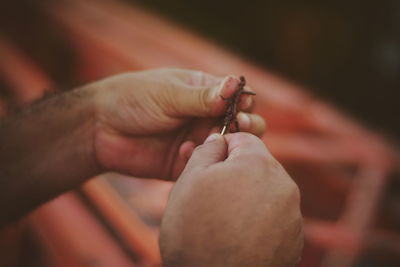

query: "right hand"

left=160, top=132, right=303, bottom=267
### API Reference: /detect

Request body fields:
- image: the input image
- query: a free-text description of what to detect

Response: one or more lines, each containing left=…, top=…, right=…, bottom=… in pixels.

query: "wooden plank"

left=30, top=193, right=135, bottom=267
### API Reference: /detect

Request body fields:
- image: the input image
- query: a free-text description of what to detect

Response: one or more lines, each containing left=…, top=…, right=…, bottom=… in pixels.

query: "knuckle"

left=286, top=178, right=301, bottom=205
left=249, top=149, right=276, bottom=167
left=234, top=131, right=260, bottom=144
left=197, top=88, right=211, bottom=112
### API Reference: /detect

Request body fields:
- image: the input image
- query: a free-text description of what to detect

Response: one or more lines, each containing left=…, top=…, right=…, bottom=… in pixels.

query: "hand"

left=159, top=133, right=303, bottom=267
left=88, top=68, right=265, bottom=179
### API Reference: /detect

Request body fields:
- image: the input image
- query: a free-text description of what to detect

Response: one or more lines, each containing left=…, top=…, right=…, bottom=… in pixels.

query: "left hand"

left=87, top=68, right=265, bottom=179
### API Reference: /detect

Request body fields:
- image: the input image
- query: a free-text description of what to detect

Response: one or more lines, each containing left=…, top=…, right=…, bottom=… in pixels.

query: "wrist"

left=0, top=86, right=103, bottom=224
left=34, top=85, right=104, bottom=182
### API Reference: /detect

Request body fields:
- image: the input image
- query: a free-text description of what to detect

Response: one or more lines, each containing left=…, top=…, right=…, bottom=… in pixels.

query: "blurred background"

left=135, top=0, right=400, bottom=140
left=1, top=0, right=399, bottom=138
left=0, top=0, right=399, bottom=266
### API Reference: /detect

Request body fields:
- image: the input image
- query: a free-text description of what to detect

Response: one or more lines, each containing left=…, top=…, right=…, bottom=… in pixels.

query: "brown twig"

left=220, top=76, right=255, bottom=135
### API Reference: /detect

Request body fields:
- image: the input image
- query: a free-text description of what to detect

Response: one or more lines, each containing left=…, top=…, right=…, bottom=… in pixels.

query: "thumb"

left=183, top=134, right=227, bottom=172
left=171, top=76, right=240, bottom=117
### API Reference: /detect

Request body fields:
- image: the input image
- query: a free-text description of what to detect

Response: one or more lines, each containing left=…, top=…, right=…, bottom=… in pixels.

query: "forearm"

left=0, top=87, right=100, bottom=226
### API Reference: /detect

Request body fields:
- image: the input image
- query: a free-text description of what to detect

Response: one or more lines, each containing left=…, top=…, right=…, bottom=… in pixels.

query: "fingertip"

left=224, top=132, right=272, bottom=161
left=179, top=141, right=196, bottom=161
left=239, top=94, right=251, bottom=111
left=237, top=112, right=251, bottom=130
left=204, top=133, right=223, bottom=144
left=169, top=74, right=228, bottom=117
left=251, top=114, right=267, bottom=137
left=239, top=90, right=255, bottom=112
left=208, top=126, right=221, bottom=135
left=214, top=76, right=256, bottom=115
left=183, top=133, right=227, bottom=171
left=219, top=75, right=240, bottom=99
left=236, top=113, right=266, bottom=137
left=211, top=75, right=240, bottom=115
left=171, top=141, right=196, bottom=179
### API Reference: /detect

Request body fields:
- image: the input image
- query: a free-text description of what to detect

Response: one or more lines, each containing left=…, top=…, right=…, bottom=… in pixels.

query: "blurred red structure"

left=0, top=0, right=399, bottom=266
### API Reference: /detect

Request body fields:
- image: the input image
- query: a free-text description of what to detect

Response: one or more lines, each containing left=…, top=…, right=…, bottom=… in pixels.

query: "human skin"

left=160, top=133, right=303, bottom=267
left=0, top=68, right=264, bottom=226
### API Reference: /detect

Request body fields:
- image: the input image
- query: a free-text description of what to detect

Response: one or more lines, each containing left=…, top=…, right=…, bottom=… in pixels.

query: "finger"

left=179, top=141, right=196, bottom=161
left=183, top=134, right=227, bottom=172
left=224, top=132, right=273, bottom=162
left=219, top=75, right=241, bottom=101
left=236, top=112, right=266, bottom=137
left=170, top=140, right=197, bottom=179
left=172, top=123, right=219, bottom=179
left=169, top=75, right=241, bottom=117
left=238, top=86, right=256, bottom=112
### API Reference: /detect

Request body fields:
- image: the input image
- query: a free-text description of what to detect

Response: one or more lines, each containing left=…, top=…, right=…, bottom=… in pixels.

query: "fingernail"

left=218, top=75, right=235, bottom=93
left=204, top=133, right=221, bottom=144
left=237, top=112, right=251, bottom=129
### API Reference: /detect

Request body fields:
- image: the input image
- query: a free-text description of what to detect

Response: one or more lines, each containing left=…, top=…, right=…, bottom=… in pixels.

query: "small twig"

left=220, top=76, right=255, bottom=135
